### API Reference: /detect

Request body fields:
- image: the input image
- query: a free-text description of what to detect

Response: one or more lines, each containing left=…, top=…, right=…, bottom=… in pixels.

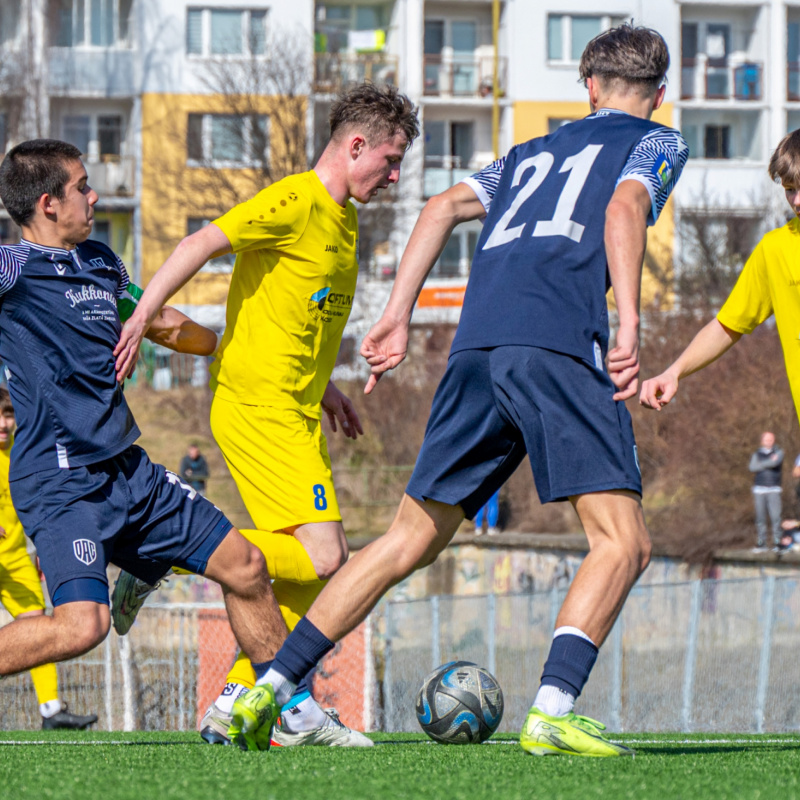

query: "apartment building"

left=0, top=0, right=794, bottom=332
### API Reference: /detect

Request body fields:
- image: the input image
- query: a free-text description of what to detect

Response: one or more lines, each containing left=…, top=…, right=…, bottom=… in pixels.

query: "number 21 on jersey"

left=482, top=144, right=603, bottom=250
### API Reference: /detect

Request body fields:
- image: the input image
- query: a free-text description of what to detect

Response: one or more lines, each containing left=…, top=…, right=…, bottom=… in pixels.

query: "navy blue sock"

left=251, top=659, right=273, bottom=682
left=273, top=617, right=334, bottom=685
left=540, top=634, right=598, bottom=698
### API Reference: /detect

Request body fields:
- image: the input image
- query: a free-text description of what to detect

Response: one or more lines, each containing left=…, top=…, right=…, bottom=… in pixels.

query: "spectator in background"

left=474, top=488, right=501, bottom=536
left=179, top=442, right=209, bottom=495
left=749, top=431, right=783, bottom=552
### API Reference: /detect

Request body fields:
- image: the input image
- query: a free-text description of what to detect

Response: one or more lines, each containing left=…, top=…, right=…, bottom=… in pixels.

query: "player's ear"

left=37, top=192, right=57, bottom=218
left=349, top=135, right=366, bottom=160
left=652, top=84, right=666, bottom=111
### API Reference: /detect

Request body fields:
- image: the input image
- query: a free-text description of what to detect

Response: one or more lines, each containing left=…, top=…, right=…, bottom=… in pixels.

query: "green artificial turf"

left=0, top=731, right=799, bottom=800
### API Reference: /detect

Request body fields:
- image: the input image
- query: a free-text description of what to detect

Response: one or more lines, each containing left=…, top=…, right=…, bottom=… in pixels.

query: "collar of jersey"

left=587, top=108, right=631, bottom=119
left=20, top=238, right=77, bottom=258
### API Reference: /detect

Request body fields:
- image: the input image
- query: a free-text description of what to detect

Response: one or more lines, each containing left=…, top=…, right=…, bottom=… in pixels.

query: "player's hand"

left=639, top=370, right=679, bottom=410
left=360, top=316, right=410, bottom=395
left=321, top=382, right=364, bottom=440
left=114, top=310, right=150, bottom=383
left=607, top=325, right=640, bottom=401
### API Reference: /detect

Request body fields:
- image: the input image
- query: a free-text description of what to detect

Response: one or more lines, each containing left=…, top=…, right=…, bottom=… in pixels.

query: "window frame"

left=186, top=112, right=270, bottom=169
left=186, top=7, right=269, bottom=58
left=546, top=13, right=629, bottom=65
left=50, top=0, right=134, bottom=49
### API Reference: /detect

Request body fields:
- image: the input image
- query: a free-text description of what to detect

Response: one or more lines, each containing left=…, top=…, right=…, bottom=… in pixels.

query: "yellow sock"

left=239, top=529, right=320, bottom=584
left=222, top=578, right=327, bottom=689
left=30, top=663, right=59, bottom=705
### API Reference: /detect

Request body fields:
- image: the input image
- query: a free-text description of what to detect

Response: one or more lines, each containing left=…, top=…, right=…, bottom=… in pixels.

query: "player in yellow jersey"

left=113, top=83, right=420, bottom=747
left=0, top=388, right=98, bottom=729
left=640, top=129, right=800, bottom=419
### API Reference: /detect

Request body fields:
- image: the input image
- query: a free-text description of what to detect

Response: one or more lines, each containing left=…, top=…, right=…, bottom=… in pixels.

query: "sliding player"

left=221, top=25, right=688, bottom=755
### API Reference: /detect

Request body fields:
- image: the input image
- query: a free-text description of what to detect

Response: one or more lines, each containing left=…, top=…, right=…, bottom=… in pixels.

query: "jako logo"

left=325, top=244, right=338, bottom=253
left=73, top=538, right=97, bottom=565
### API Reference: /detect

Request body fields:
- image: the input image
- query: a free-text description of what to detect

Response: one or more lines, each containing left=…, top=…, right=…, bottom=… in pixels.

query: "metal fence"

left=3, top=575, right=800, bottom=733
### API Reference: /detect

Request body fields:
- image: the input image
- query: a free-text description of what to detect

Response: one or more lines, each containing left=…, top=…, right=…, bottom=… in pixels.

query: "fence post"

left=104, top=635, right=114, bottom=731
left=119, top=635, right=134, bottom=731
left=178, top=610, right=186, bottom=731
left=610, top=616, right=623, bottom=732
left=755, top=575, right=776, bottom=733
left=682, top=580, right=702, bottom=732
left=364, top=611, right=374, bottom=732
left=384, top=604, right=394, bottom=733
left=431, top=595, right=441, bottom=668
left=487, top=593, right=496, bottom=676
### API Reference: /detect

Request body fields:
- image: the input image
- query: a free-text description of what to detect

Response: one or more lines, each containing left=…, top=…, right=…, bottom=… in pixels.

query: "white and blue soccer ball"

left=415, top=660, right=504, bottom=744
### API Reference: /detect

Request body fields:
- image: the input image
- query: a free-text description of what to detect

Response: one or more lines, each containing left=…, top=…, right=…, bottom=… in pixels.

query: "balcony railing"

left=423, top=156, right=473, bottom=198
left=789, top=64, right=800, bottom=102
left=313, top=53, right=398, bottom=94
left=85, top=156, right=135, bottom=198
left=680, top=58, right=763, bottom=102
left=423, top=54, right=507, bottom=98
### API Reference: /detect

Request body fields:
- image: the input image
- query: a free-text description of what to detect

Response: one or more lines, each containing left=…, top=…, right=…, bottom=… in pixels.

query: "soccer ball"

left=415, top=660, right=504, bottom=744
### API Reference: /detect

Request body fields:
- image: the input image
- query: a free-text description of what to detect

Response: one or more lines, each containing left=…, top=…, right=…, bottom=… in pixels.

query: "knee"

left=636, top=536, right=652, bottom=574
left=381, top=525, right=442, bottom=579
left=302, top=526, right=349, bottom=580
left=237, top=542, right=270, bottom=588
left=54, top=604, right=109, bottom=656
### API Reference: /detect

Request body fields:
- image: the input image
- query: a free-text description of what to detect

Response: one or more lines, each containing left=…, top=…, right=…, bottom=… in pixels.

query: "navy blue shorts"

left=10, top=445, right=232, bottom=605
left=407, top=346, right=642, bottom=517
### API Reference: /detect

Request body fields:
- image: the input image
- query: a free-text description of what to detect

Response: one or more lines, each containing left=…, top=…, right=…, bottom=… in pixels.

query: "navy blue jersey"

left=0, top=238, right=139, bottom=479
left=452, top=110, right=688, bottom=362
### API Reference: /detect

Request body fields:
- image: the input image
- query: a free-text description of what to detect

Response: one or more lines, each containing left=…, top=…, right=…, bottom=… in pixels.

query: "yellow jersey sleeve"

left=717, top=238, right=773, bottom=334
left=213, top=181, right=313, bottom=255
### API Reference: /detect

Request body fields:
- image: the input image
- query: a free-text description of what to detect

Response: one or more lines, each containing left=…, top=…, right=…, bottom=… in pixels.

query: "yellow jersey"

left=0, top=436, right=25, bottom=557
left=210, top=171, right=359, bottom=418
left=717, top=217, right=800, bottom=419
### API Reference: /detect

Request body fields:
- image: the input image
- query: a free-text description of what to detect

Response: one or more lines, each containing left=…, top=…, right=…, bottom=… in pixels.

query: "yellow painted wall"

left=511, top=100, right=676, bottom=308
left=139, top=92, right=307, bottom=306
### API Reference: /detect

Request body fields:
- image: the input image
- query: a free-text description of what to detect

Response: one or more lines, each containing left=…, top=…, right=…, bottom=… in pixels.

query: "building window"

left=186, top=8, right=267, bottom=56
left=547, top=14, right=628, bottom=63
left=187, top=218, right=236, bottom=273
left=432, top=228, right=478, bottom=278
left=0, top=112, right=7, bottom=154
left=186, top=113, right=269, bottom=167
left=0, top=1, right=20, bottom=45
left=63, top=115, right=91, bottom=154
left=704, top=125, right=730, bottom=159
left=547, top=118, right=575, bottom=135
left=49, top=0, right=133, bottom=47
left=98, top=115, right=122, bottom=159
left=60, top=113, right=126, bottom=160
left=315, top=3, right=389, bottom=54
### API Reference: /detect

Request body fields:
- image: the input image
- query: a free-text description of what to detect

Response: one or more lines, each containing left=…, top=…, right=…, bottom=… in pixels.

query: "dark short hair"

left=329, top=83, right=420, bottom=149
left=579, top=24, right=670, bottom=95
left=0, top=139, right=83, bottom=226
left=0, top=387, right=14, bottom=416
left=769, top=129, right=800, bottom=187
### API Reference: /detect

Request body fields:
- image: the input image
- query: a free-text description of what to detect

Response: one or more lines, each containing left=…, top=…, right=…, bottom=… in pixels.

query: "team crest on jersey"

left=53, top=263, right=67, bottom=275
left=307, top=286, right=353, bottom=323
left=89, top=257, right=109, bottom=270
left=651, top=154, right=672, bottom=187
left=73, top=538, right=97, bottom=565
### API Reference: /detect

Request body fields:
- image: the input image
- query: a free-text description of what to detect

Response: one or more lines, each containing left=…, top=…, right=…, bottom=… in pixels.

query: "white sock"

left=280, top=696, right=329, bottom=732
left=256, top=667, right=297, bottom=707
left=534, top=685, right=575, bottom=718
left=40, top=699, right=65, bottom=718
left=214, top=682, right=250, bottom=715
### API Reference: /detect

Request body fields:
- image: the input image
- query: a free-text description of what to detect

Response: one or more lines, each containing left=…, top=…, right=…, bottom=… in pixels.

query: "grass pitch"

left=1, top=731, right=799, bottom=800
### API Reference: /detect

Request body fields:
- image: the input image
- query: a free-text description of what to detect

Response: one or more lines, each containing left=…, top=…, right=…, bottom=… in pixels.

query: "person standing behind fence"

left=749, top=431, right=783, bottom=552
left=179, top=442, right=209, bottom=496
left=474, top=488, right=500, bottom=536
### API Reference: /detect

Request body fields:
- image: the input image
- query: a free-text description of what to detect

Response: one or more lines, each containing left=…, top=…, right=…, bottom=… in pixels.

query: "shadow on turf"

left=642, top=743, right=800, bottom=756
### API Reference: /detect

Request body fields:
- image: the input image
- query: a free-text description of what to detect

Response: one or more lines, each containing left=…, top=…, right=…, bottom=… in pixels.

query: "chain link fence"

left=2, top=575, right=800, bottom=733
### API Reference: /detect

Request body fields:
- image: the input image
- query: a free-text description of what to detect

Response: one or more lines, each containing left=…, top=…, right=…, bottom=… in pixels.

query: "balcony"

left=423, top=156, right=472, bottom=198
left=423, top=54, right=507, bottom=99
left=85, top=156, right=135, bottom=198
left=47, top=47, right=136, bottom=97
left=313, top=53, right=398, bottom=94
left=681, top=58, right=763, bottom=102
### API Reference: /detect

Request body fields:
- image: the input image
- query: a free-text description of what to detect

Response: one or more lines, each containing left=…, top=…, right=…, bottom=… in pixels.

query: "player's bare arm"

left=361, top=182, right=486, bottom=394
left=321, top=381, right=364, bottom=440
left=145, top=306, right=218, bottom=356
left=605, top=179, right=651, bottom=401
left=114, top=223, right=231, bottom=381
left=639, top=318, right=742, bottom=410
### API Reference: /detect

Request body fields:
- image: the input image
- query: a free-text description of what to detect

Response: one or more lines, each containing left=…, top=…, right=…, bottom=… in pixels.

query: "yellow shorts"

left=0, top=545, right=45, bottom=617
left=210, top=394, right=341, bottom=531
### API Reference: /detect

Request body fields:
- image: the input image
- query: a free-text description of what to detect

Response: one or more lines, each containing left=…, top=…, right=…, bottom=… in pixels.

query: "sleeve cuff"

left=461, top=176, right=491, bottom=213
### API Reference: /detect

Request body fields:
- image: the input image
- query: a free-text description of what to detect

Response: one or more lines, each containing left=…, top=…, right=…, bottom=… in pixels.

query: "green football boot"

left=520, top=707, right=634, bottom=757
left=228, top=685, right=280, bottom=752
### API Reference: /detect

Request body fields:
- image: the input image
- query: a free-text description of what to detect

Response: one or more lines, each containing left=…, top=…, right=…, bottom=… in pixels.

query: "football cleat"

left=42, top=705, right=98, bottom=730
left=519, top=707, right=634, bottom=757
left=228, top=684, right=280, bottom=752
left=111, top=571, right=166, bottom=635
left=200, top=702, right=233, bottom=745
left=271, top=707, right=374, bottom=747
